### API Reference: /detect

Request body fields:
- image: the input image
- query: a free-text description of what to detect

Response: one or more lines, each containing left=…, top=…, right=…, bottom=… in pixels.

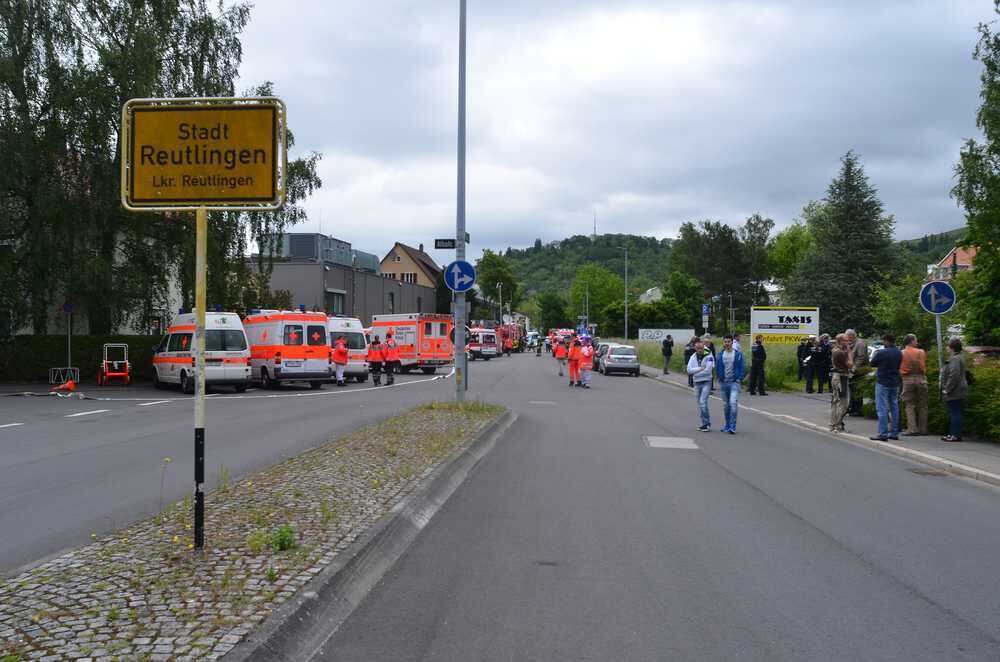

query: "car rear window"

left=611, top=347, right=636, bottom=356
left=307, top=325, right=327, bottom=345
left=205, top=330, right=247, bottom=351
left=284, top=325, right=303, bottom=345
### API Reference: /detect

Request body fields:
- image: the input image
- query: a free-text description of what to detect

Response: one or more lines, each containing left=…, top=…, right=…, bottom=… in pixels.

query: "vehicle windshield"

left=611, top=347, right=636, bottom=356
left=336, top=332, right=366, bottom=350
left=205, top=330, right=247, bottom=352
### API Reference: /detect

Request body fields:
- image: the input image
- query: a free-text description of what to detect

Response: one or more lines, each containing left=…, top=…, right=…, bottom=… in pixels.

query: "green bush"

left=856, top=354, right=999, bottom=442
left=270, top=524, right=296, bottom=552
left=0, top=335, right=160, bottom=383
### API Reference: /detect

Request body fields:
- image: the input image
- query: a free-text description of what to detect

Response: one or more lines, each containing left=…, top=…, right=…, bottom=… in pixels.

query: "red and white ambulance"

left=327, top=316, right=369, bottom=382
left=466, top=326, right=500, bottom=361
left=152, top=311, right=251, bottom=393
left=370, top=313, right=454, bottom=374
left=244, top=310, right=331, bottom=389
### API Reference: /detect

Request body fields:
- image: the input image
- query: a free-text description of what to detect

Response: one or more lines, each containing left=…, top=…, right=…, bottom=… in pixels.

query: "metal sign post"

left=121, top=96, right=286, bottom=550
left=454, top=0, right=468, bottom=403
left=919, top=280, right=957, bottom=377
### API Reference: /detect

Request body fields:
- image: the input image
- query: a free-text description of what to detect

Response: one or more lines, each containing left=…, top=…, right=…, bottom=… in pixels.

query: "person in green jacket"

left=940, top=337, right=969, bottom=442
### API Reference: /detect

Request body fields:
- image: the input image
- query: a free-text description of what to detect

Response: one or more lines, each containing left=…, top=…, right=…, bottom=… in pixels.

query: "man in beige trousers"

left=900, top=333, right=929, bottom=436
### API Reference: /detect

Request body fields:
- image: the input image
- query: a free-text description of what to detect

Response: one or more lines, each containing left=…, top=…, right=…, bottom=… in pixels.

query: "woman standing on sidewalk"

left=940, top=338, right=969, bottom=442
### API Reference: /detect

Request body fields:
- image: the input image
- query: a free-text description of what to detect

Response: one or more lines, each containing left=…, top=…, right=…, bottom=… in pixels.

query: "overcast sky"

left=237, top=1, right=992, bottom=266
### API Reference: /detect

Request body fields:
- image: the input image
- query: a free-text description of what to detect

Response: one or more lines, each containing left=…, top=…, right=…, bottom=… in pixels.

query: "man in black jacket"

left=749, top=334, right=767, bottom=395
left=796, top=337, right=810, bottom=381
left=661, top=335, right=674, bottom=374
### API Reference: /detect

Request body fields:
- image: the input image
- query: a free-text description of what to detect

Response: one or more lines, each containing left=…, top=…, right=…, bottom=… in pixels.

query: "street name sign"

left=435, top=238, right=457, bottom=249
left=444, top=260, right=476, bottom=292
left=919, top=280, right=957, bottom=315
left=121, top=97, right=286, bottom=210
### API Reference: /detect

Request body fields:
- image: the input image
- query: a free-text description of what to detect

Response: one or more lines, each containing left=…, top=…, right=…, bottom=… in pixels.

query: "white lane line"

left=65, top=409, right=110, bottom=418
left=0, top=423, right=24, bottom=429
left=137, top=400, right=170, bottom=407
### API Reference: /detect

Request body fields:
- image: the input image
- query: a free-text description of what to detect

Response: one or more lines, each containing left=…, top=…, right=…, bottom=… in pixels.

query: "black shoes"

left=870, top=435, right=888, bottom=441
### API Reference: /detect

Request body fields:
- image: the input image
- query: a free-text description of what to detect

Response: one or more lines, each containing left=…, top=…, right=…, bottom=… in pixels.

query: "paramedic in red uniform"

left=383, top=331, right=401, bottom=386
left=568, top=336, right=582, bottom=387
left=553, top=337, right=568, bottom=376
left=367, top=336, right=384, bottom=386
left=332, top=335, right=349, bottom=387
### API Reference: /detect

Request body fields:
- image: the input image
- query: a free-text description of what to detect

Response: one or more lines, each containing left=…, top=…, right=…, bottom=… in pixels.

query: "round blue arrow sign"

left=919, top=280, right=956, bottom=315
left=444, top=260, right=477, bottom=293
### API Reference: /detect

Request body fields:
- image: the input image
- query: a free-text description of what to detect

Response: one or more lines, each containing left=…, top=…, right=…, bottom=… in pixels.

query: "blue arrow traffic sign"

left=444, top=260, right=477, bottom=293
left=919, top=280, right=957, bottom=315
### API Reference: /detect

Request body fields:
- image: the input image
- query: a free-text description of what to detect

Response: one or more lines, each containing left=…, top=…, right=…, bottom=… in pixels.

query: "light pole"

left=496, top=281, right=503, bottom=324
left=618, top=246, right=629, bottom=339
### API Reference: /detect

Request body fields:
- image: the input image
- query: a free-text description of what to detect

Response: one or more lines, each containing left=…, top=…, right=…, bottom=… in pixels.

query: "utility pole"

left=497, top=281, right=503, bottom=324
left=624, top=247, right=629, bottom=339
left=454, top=0, right=467, bottom=403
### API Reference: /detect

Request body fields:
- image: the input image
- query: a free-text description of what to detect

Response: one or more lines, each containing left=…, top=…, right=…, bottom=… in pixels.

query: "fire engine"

left=244, top=310, right=332, bottom=389
left=370, top=313, right=454, bottom=374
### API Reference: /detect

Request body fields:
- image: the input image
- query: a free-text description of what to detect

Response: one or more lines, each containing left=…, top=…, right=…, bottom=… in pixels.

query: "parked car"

left=600, top=344, right=640, bottom=376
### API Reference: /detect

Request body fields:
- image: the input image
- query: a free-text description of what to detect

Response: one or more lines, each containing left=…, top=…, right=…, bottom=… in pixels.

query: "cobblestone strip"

left=1, top=401, right=504, bottom=661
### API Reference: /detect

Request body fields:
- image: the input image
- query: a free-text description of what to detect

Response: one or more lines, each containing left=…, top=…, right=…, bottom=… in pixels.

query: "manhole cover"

left=909, top=468, right=949, bottom=476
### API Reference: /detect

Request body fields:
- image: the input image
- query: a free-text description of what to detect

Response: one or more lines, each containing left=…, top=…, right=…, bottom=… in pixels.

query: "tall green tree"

left=568, top=263, right=624, bottom=326
left=952, top=4, right=1000, bottom=344
left=663, top=271, right=703, bottom=330
left=475, top=249, right=520, bottom=316
left=537, top=291, right=569, bottom=332
left=767, top=217, right=815, bottom=284
left=740, top=213, right=775, bottom=304
left=784, top=152, right=900, bottom=333
left=671, top=220, right=751, bottom=332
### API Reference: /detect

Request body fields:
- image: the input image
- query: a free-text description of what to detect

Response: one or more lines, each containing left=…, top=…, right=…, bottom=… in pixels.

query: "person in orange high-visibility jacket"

left=332, top=335, right=350, bottom=387
left=579, top=336, right=595, bottom=389
left=367, top=336, right=384, bottom=386
left=383, top=331, right=401, bottom=385
left=567, top=336, right=582, bottom=387
left=553, top=338, right=568, bottom=376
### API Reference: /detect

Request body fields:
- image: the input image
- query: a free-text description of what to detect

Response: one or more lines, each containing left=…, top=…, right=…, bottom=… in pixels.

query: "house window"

left=325, top=292, right=345, bottom=315
left=394, top=254, right=402, bottom=262
left=402, top=272, right=417, bottom=284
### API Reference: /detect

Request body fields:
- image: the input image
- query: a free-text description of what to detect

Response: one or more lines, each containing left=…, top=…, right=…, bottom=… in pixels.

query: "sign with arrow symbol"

left=444, top=260, right=477, bottom=293
left=919, top=280, right=957, bottom=315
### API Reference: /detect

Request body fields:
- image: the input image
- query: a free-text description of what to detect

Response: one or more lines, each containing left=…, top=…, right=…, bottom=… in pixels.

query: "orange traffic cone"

left=52, top=379, right=76, bottom=393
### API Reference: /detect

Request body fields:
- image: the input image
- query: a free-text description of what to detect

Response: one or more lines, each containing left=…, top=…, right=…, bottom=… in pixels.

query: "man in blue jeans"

left=686, top=339, right=715, bottom=432
left=869, top=333, right=902, bottom=441
left=715, top=334, right=746, bottom=434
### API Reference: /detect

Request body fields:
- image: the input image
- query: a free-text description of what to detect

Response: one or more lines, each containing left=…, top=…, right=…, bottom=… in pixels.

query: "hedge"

left=857, top=355, right=1000, bottom=442
left=0, top=335, right=161, bottom=383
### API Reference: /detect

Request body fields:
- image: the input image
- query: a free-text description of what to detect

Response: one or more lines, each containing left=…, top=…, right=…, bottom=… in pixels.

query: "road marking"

left=0, top=423, right=24, bottom=429
left=644, top=436, right=698, bottom=449
left=528, top=400, right=556, bottom=405
left=65, top=409, right=110, bottom=418
left=137, top=400, right=170, bottom=407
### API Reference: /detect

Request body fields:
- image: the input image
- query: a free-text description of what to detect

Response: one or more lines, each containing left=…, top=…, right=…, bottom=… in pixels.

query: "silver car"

left=599, top=344, right=640, bottom=376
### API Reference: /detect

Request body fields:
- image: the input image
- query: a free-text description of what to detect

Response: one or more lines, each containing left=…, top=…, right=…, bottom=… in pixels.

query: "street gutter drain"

left=909, top=468, right=949, bottom=476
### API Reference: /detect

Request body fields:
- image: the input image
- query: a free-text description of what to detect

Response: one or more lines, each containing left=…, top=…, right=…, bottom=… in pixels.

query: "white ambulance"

left=327, top=316, right=369, bottom=382
left=244, top=310, right=331, bottom=389
left=152, top=311, right=251, bottom=393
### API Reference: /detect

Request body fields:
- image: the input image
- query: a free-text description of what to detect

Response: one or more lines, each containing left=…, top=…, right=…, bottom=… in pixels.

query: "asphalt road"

left=312, top=352, right=1000, bottom=661
left=0, top=367, right=502, bottom=574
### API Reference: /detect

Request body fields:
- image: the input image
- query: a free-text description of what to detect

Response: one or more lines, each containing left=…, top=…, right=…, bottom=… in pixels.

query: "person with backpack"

left=661, top=335, right=674, bottom=374
left=940, top=338, right=970, bottom=442
left=686, top=339, right=716, bottom=432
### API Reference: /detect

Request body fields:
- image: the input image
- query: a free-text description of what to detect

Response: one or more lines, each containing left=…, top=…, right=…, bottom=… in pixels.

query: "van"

left=152, top=312, right=251, bottom=393
left=244, top=310, right=331, bottom=389
left=327, top=316, right=369, bottom=382
left=370, top=313, right=454, bottom=374
left=467, top=327, right=499, bottom=360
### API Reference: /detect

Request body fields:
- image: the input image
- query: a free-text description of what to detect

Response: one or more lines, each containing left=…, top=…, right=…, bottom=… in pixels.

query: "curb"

left=638, top=366, right=1000, bottom=490
left=225, top=408, right=518, bottom=662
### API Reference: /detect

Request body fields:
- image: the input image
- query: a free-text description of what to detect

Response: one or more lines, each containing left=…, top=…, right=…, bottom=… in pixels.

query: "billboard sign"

left=750, top=306, right=819, bottom=344
left=638, top=328, right=696, bottom=342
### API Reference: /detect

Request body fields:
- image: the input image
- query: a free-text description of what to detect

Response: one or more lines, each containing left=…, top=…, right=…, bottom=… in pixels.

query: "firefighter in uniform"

left=553, top=337, right=568, bottom=376
left=383, top=331, right=401, bottom=385
left=568, top=335, right=582, bottom=387
left=367, top=335, right=384, bottom=386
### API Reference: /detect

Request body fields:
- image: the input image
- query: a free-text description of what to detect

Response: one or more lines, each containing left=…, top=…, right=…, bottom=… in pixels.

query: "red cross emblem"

left=311, top=331, right=321, bottom=342
left=289, top=331, right=299, bottom=343
left=181, top=336, right=188, bottom=348
left=261, top=330, right=268, bottom=341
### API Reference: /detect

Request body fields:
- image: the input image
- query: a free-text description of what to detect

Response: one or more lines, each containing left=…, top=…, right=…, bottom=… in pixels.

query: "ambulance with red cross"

left=152, top=311, right=251, bottom=393
left=244, top=310, right=332, bottom=389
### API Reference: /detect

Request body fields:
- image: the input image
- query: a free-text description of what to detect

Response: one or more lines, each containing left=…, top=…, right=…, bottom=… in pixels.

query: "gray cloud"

left=237, top=0, right=992, bottom=266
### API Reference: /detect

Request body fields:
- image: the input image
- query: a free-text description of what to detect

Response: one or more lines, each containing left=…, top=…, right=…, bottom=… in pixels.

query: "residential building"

left=380, top=242, right=442, bottom=288
left=927, top=245, right=977, bottom=281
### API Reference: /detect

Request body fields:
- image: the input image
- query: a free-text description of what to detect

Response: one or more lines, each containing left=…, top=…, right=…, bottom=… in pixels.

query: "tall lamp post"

left=496, top=281, right=503, bottom=324
left=453, top=0, right=467, bottom=403
left=618, top=246, right=629, bottom=339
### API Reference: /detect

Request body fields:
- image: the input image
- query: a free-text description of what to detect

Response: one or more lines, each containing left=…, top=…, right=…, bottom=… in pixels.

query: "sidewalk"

left=641, top=365, right=1000, bottom=487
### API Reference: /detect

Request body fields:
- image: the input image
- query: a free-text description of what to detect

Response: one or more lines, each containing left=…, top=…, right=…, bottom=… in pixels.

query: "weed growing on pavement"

left=265, top=567, right=278, bottom=583
left=108, top=606, right=120, bottom=621
left=246, top=529, right=268, bottom=554
left=218, top=464, right=231, bottom=492
left=270, top=525, right=296, bottom=552
left=320, top=500, right=337, bottom=526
